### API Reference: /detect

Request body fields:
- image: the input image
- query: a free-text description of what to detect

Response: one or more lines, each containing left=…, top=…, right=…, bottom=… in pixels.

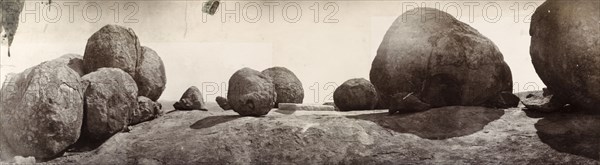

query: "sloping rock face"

left=83, top=24, right=142, bottom=77
left=261, top=67, right=304, bottom=107
left=135, top=46, right=166, bottom=101
left=370, top=7, right=513, bottom=108
left=228, top=68, right=276, bottom=116
left=530, top=0, right=600, bottom=111
left=48, top=105, right=598, bottom=164
left=0, top=59, right=85, bottom=160
left=82, top=68, right=138, bottom=142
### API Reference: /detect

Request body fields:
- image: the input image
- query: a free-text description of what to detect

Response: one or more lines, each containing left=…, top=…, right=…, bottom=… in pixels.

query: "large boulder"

left=370, top=7, right=512, bottom=108
left=82, top=68, right=138, bottom=142
left=135, top=46, right=166, bottom=101
left=530, top=0, right=600, bottom=111
left=261, top=67, right=304, bottom=107
left=333, top=78, right=378, bottom=111
left=227, top=68, right=276, bottom=116
left=130, top=96, right=162, bottom=125
left=83, top=24, right=142, bottom=77
left=173, top=86, right=207, bottom=111
left=0, top=58, right=85, bottom=159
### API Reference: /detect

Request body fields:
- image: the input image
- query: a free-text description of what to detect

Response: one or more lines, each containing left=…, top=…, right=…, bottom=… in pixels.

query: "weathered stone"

left=216, top=96, right=232, bottom=110
left=83, top=24, right=142, bottom=78
left=0, top=59, right=85, bottom=159
left=522, top=93, right=566, bottom=113
left=261, top=67, right=304, bottom=107
left=135, top=46, right=166, bottom=101
left=82, top=68, right=138, bottom=142
left=49, top=103, right=598, bottom=164
left=53, top=54, right=85, bottom=77
left=530, top=0, right=600, bottom=111
left=228, top=68, right=276, bottom=116
left=389, top=92, right=431, bottom=114
left=278, top=103, right=336, bottom=111
left=485, top=92, right=521, bottom=109
left=130, top=96, right=161, bottom=125
left=173, top=86, right=207, bottom=111
left=370, top=7, right=512, bottom=108
left=333, top=78, right=378, bottom=111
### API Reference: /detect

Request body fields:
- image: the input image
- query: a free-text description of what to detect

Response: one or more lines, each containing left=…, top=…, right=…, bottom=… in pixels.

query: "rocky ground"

left=44, top=92, right=600, bottom=164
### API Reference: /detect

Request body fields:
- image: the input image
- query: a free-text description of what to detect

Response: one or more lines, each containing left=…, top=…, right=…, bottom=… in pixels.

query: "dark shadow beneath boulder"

left=348, top=106, right=504, bottom=140
left=535, top=111, right=600, bottom=160
left=190, top=115, right=242, bottom=129
left=273, top=109, right=296, bottom=115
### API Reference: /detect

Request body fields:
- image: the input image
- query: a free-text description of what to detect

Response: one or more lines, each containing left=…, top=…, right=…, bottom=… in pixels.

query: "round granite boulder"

left=83, top=24, right=142, bottom=77
left=228, top=68, right=276, bottom=116
left=530, top=0, right=600, bottom=111
left=333, top=78, right=378, bottom=111
left=0, top=59, right=85, bottom=159
left=82, top=68, right=138, bottom=142
left=261, top=67, right=304, bottom=107
left=370, top=7, right=512, bottom=108
left=135, top=46, right=166, bottom=101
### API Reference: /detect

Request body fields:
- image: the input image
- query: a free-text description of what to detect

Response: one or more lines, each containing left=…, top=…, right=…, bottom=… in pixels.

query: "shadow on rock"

left=348, top=106, right=504, bottom=140
left=190, top=115, right=242, bottom=129
left=273, top=109, right=296, bottom=115
left=535, top=111, right=600, bottom=160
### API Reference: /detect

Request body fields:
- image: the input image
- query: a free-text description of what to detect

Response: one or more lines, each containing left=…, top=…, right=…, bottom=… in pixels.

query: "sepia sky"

left=0, top=0, right=545, bottom=103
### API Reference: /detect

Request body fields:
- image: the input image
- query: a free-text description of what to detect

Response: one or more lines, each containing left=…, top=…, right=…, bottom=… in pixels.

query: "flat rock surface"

left=46, top=99, right=600, bottom=164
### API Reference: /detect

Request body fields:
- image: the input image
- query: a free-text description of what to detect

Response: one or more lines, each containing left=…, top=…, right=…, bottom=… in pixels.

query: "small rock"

left=173, top=86, right=207, bottom=111
left=521, top=93, right=567, bottom=112
left=82, top=68, right=138, bottom=142
left=216, top=96, right=232, bottom=110
left=261, top=67, right=304, bottom=107
left=83, top=24, right=142, bottom=78
left=228, top=68, right=276, bottom=116
left=135, top=46, right=166, bottom=101
left=130, top=96, right=161, bottom=125
left=389, top=92, right=431, bottom=114
left=333, top=78, right=378, bottom=111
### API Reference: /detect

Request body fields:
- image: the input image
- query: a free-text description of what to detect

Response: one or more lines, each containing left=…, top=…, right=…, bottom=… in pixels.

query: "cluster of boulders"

left=330, top=7, right=519, bottom=113
left=0, top=24, right=166, bottom=160
left=212, top=67, right=304, bottom=116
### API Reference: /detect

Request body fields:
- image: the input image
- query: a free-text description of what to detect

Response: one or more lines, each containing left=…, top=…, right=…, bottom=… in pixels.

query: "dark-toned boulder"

left=389, top=92, right=431, bottom=114
left=173, top=86, right=207, bottom=111
left=216, top=96, right=232, bottom=110
left=333, top=78, right=378, bottom=111
left=53, top=54, right=84, bottom=77
left=83, top=24, right=142, bottom=77
left=130, top=96, right=161, bottom=125
left=0, top=59, right=85, bottom=159
left=82, top=68, right=138, bottom=142
left=370, top=7, right=512, bottom=108
left=228, top=68, right=276, bottom=116
left=261, top=67, right=303, bottom=107
left=135, top=46, right=166, bottom=101
left=530, top=0, right=600, bottom=111
left=485, top=91, right=521, bottom=109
